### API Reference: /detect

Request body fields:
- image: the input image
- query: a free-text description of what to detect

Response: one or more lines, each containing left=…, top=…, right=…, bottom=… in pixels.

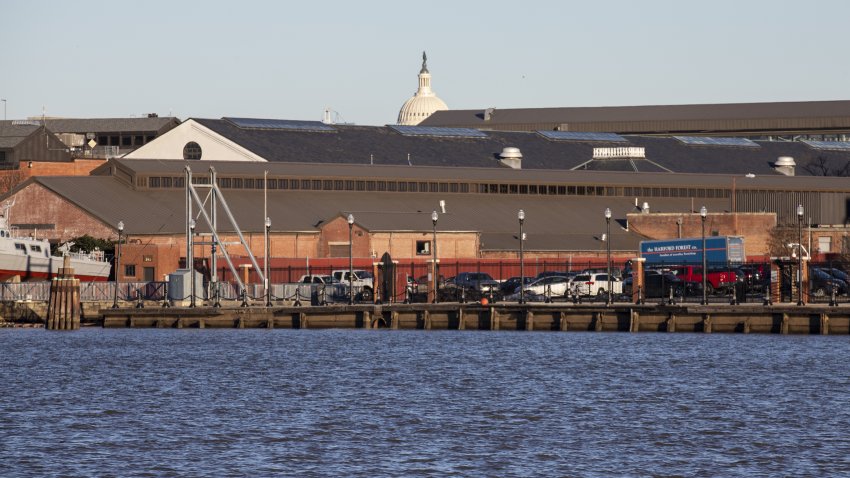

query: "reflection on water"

left=1, top=329, right=849, bottom=477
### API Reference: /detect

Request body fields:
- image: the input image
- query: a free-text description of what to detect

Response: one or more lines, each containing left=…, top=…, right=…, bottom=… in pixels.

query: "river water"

left=1, top=328, right=849, bottom=477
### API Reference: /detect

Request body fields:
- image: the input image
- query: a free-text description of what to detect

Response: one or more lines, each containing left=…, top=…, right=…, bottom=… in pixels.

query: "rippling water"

left=2, top=328, right=849, bottom=477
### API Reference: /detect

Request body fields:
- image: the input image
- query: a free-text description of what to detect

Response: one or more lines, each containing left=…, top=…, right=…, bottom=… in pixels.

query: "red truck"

left=669, top=265, right=738, bottom=295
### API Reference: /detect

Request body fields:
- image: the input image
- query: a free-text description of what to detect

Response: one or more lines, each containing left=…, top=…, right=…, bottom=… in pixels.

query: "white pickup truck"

left=332, top=269, right=374, bottom=301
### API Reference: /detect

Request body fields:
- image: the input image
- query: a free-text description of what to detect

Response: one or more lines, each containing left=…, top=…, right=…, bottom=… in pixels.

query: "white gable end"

left=124, top=119, right=266, bottom=162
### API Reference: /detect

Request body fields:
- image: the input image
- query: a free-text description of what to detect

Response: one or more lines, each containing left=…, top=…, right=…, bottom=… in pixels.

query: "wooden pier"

left=97, top=302, right=850, bottom=335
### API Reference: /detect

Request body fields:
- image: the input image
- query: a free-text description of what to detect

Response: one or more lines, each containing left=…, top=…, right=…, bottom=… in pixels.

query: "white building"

left=396, top=52, right=448, bottom=125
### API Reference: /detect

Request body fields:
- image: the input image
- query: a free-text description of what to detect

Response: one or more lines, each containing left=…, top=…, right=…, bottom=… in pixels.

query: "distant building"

left=0, top=121, right=69, bottom=170
left=421, top=100, right=850, bottom=141
left=396, top=52, right=448, bottom=125
left=41, top=116, right=180, bottom=159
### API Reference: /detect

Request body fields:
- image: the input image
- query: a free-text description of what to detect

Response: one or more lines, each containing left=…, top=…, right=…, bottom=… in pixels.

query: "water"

left=1, top=329, right=849, bottom=477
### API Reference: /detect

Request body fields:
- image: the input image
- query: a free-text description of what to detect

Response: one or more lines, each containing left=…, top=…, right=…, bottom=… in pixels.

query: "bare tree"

left=766, top=227, right=798, bottom=257
left=0, top=170, right=26, bottom=196
left=802, top=155, right=850, bottom=177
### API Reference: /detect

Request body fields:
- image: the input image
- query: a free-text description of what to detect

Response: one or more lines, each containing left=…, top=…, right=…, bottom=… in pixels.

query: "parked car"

left=623, top=273, right=702, bottom=298
left=500, top=276, right=534, bottom=295
left=822, top=267, right=850, bottom=287
left=668, top=265, right=736, bottom=295
left=738, top=264, right=768, bottom=292
left=416, top=274, right=447, bottom=295
left=569, top=273, right=623, bottom=297
left=331, top=269, right=374, bottom=301
left=810, top=267, right=848, bottom=297
left=297, top=274, right=338, bottom=285
left=534, top=271, right=576, bottom=281
left=445, top=272, right=500, bottom=299
left=522, top=275, right=571, bottom=297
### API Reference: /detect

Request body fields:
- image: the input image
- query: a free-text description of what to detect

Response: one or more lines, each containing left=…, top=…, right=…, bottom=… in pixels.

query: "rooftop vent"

left=774, top=156, right=796, bottom=176
left=484, top=108, right=495, bottom=121
left=499, top=147, right=522, bottom=169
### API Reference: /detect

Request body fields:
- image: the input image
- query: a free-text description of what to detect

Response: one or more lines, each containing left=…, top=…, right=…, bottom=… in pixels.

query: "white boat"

left=0, top=201, right=111, bottom=282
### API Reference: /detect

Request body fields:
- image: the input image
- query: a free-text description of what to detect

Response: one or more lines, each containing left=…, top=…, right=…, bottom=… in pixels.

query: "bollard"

left=135, top=290, right=144, bottom=309
left=240, top=288, right=249, bottom=308
left=730, top=283, right=738, bottom=305
left=213, top=283, right=221, bottom=308
left=161, top=282, right=171, bottom=308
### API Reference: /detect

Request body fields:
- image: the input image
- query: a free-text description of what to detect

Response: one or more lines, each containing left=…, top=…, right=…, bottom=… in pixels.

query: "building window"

left=183, top=142, right=202, bottom=160
left=416, top=240, right=431, bottom=255
left=818, top=236, right=832, bottom=254
left=125, top=264, right=137, bottom=277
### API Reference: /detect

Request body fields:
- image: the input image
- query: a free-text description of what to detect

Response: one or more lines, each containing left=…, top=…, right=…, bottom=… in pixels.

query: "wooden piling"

left=46, top=256, right=81, bottom=331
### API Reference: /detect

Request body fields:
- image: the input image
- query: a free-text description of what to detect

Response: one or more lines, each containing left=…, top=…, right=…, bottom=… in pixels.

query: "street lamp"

left=797, top=204, right=804, bottom=306
left=111, top=220, right=124, bottom=308
left=265, top=216, right=272, bottom=307
left=432, top=210, right=439, bottom=304
left=605, top=208, right=612, bottom=306
left=700, top=206, right=707, bottom=305
left=189, top=219, right=196, bottom=308
left=348, top=213, right=355, bottom=305
left=518, top=209, right=525, bottom=304
left=1, top=99, right=6, bottom=121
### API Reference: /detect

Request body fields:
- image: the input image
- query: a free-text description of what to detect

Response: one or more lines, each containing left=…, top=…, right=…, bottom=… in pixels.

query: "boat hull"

left=0, top=252, right=111, bottom=282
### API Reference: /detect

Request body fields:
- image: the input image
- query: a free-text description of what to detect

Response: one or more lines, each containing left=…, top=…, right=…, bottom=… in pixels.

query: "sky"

left=3, top=0, right=850, bottom=126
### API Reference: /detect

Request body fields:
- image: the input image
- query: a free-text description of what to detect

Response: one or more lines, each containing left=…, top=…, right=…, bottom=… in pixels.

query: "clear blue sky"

left=3, top=0, right=849, bottom=125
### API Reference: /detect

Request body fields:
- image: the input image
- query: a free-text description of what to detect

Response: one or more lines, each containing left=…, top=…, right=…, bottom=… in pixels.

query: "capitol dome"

left=397, top=52, right=448, bottom=125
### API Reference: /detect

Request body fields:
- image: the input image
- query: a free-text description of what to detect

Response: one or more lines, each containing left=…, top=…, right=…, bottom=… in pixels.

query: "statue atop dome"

left=397, top=51, right=448, bottom=125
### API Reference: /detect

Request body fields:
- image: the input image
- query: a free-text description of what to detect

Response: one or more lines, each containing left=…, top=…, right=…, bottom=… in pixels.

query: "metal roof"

left=39, top=117, right=180, bottom=134
left=28, top=175, right=732, bottom=252
left=0, top=122, right=41, bottom=149
left=421, top=100, right=850, bottom=128
left=131, top=118, right=850, bottom=178
left=111, top=158, right=850, bottom=192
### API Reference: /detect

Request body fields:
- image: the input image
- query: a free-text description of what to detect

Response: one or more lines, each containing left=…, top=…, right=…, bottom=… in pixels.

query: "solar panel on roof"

left=674, top=136, right=759, bottom=148
left=388, top=125, right=489, bottom=139
left=536, top=131, right=628, bottom=142
left=802, top=140, right=850, bottom=151
left=224, top=117, right=337, bottom=132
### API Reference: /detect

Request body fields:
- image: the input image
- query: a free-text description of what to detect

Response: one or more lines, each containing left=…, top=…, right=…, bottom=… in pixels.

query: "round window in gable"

left=183, top=141, right=202, bottom=160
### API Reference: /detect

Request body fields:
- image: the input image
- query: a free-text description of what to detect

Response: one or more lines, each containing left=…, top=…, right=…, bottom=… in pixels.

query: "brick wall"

left=0, top=159, right=106, bottom=194
left=627, top=212, right=776, bottom=256
left=7, top=182, right=114, bottom=242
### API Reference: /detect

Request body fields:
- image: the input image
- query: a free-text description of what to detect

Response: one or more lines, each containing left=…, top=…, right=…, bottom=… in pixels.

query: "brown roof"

left=28, top=174, right=732, bottom=252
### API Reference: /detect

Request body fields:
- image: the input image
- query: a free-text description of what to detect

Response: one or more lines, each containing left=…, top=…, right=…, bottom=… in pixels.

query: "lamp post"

left=432, top=210, right=439, bottom=304
left=518, top=209, right=525, bottom=304
left=189, top=219, right=196, bottom=308
left=604, top=208, right=612, bottom=305
left=797, top=204, right=804, bottom=306
left=1, top=99, right=6, bottom=121
left=348, top=213, right=355, bottom=305
left=265, top=216, right=272, bottom=307
left=700, top=206, right=707, bottom=305
left=111, top=220, right=124, bottom=308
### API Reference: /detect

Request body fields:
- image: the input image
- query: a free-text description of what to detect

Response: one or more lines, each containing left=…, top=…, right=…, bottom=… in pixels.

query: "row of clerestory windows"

left=143, top=174, right=733, bottom=199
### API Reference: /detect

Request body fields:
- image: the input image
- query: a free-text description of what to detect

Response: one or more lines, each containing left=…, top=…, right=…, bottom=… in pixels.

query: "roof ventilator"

left=773, top=156, right=796, bottom=176
left=498, top=147, right=522, bottom=169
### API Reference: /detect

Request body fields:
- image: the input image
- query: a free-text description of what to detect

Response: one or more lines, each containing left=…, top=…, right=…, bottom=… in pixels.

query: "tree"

left=766, top=227, right=798, bottom=257
left=50, top=234, right=114, bottom=256
left=802, top=155, right=850, bottom=177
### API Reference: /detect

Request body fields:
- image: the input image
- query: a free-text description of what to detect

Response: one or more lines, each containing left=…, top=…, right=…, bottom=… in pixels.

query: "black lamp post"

left=265, top=216, right=272, bottom=307
left=111, top=220, right=124, bottom=308
left=518, top=209, right=525, bottom=304
left=797, top=204, right=804, bottom=306
left=700, top=206, right=707, bottom=305
left=189, top=219, right=196, bottom=308
left=432, top=210, right=438, bottom=304
left=605, top=207, right=612, bottom=306
left=348, top=213, right=354, bottom=305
